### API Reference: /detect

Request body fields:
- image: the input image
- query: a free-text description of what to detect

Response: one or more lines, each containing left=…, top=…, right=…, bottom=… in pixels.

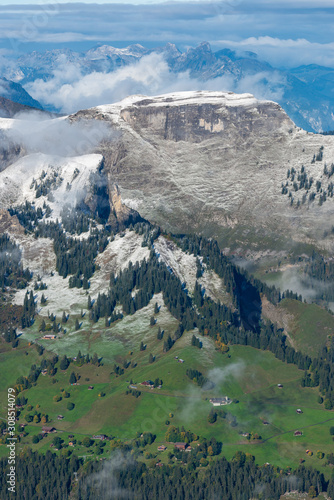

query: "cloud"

left=83, top=451, right=133, bottom=499
left=4, top=111, right=113, bottom=156
left=207, top=362, right=245, bottom=386
left=216, top=37, right=334, bottom=68
left=24, top=52, right=286, bottom=113
left=179, top=361, right=245, bottom=423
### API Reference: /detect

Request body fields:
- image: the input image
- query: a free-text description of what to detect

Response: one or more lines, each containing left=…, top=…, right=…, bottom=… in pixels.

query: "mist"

left=83, top=451, right=133, bottom=500
left=179, top=361, right=245, bottom=423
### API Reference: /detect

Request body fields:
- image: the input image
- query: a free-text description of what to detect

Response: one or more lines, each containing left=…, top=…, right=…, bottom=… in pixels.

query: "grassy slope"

left=1, top=324, right=333, bottom=474
left=278, top=298, right=334, bottom=355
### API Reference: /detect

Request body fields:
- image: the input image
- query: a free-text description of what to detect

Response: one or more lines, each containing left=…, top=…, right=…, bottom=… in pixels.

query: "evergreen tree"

left=59, top=355, right=70, bottom=371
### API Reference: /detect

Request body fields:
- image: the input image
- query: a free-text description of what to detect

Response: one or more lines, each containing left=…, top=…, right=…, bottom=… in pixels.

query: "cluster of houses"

left=157, top=443, right=192, bottom=452
left=140, top=380, right=162, bottom=389
left=209, top=397, right=232, bottom=406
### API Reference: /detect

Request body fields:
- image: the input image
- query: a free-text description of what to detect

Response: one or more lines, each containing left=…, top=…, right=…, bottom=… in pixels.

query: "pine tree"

left=59, top=355, right=69, bottom=371
left=92, top=353, right=99, bottom=365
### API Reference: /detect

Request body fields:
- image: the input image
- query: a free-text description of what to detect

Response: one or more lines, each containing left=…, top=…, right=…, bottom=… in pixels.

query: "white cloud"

left=25, top=52, right=286, bottom=113
left=4, top=111, right=113, bottom=156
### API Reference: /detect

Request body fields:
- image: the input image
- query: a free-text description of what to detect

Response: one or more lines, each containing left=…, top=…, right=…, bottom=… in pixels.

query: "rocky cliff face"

left=73, top=91, right=334, bottom=255
left=107, top=182, right=143, bottom=230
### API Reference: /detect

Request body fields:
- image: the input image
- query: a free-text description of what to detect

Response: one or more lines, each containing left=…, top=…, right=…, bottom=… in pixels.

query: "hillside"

left=0, top=77, right=43, bottom=110
left=0, top=96, right=42, bottom=118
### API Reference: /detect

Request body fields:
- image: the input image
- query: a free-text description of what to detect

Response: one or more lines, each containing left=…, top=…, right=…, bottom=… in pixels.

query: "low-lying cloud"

left=4, top=111, right=113, bottom=156
left=83, top=451, right=133, bottom=500
left=25, top=52, right=286, bottom=113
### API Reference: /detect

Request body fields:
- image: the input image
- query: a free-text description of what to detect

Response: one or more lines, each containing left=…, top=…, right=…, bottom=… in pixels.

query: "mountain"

left=2, top=42, right=334, bottom=133
left=1, top=90, right=334, bottom=488
left=0, top=77, right=43, bottom=110
left=0, top=96, right=42, bottom=118
left=70, top=91, right=334, bottom=260
left=1, top=89, right=334, bottom=260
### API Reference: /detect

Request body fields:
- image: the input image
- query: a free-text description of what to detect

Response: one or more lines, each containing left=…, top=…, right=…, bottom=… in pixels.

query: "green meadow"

left=1, top=301, right=333, bottom=475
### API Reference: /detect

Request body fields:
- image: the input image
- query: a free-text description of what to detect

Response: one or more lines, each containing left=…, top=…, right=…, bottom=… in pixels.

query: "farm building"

left=296, top=409, right=303, bottom=414
left=42, top=334, right=57, bottom=340
left=92, top=434, right=108, bottom=440
left=209, top=397, right=232, bottom=406
left=141, top=380, right=154, bottom=387
left=294, top=431, right=303, bottom=436
left=57, top=415, right=64, bottom=420
left=174, top=442, right=188, bottom=451
left=42, top=426, right=56, bottom=434
left=157, top=445, right=167, bottom=451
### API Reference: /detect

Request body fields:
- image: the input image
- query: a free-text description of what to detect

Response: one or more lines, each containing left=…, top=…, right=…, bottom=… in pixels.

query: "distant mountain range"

left=1, top=42, right=334, bottom=132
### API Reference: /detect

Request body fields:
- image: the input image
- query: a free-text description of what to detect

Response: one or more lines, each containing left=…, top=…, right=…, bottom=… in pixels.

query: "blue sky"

left=0, top=1, right=333, bottom=68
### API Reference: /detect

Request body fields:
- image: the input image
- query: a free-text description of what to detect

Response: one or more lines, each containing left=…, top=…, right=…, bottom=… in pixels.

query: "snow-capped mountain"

left=1, top=89, right=334, bottom=256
